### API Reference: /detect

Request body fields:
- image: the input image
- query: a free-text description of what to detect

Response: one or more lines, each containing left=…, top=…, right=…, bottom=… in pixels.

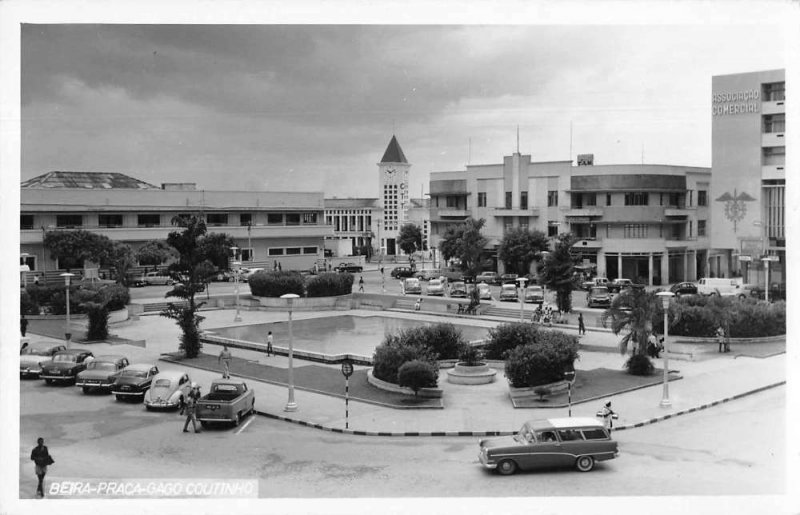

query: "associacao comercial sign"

left=712, top=89, right=760, bottom=116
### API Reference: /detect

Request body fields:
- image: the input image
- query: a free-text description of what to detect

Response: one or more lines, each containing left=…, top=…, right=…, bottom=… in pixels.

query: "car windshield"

left=121, top=369, right=148, bottom=378
left=503, top=285, right=516, bottom=290
left=452, top=282, right=465, bottom=289
left=53, top=354, right=78, bottom=363
left=591, top=287, right=609, bottom=294
left=529, top=286, right=543, bottom=292
left=22, top=347, right=55, bottom=356
left=429, top=280, right=441, bottom=287
left=87, top=362, right=117, bottom=371
left=153, top=379, right=173, bottom=388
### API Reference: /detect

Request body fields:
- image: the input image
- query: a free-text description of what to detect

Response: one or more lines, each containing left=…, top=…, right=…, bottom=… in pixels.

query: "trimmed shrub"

left=458, top=344, right=483, bottom=365
left=670, top=295, right=785, bottom=337
left=503, top=331, right=580, bottom=388
left=624, top=353, right=655, bottom=376
left=305, top=272, right=354, bottom=297
left=99, top=284, right=130, bottom=311
left=248, top=271, right=305, bottom=297
left=20, top=291, right=40, bottom=316
left=47, top=287, right=84, bottom=315
left=484, top=322, right=542, bottom=360
left=411, top=323, right=466, bottom=360
left=398, top=360, right=438, bottom=395
left=84, top=301, right=110, bottom=341
left=372, top=334, right=439, bottom=384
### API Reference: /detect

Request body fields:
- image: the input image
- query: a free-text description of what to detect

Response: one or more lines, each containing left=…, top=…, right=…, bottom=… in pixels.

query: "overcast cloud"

left=21, top=24, right=786, bottom=197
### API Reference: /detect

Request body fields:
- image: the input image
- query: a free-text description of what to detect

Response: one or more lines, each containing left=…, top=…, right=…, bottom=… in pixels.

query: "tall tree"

left=498, top=228, right=549, bottom=275
left=539, top=233, right=577, bottom=313
left=44, top=230, right=114, bottom=269
left=135, top=240, right=177, bottom=270
left=110, top=242, right=136, bottom=285
left=439, top=218, right=488, bottom=275
left=397, top=223, right=423, bottom=256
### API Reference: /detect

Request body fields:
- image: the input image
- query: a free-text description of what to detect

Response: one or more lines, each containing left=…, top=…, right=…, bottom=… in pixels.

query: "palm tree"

left=600, top=288, right=664, bottom=357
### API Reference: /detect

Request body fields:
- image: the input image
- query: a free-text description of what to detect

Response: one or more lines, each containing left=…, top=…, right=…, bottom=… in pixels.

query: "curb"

left=252, top=380, right=785, bottom=437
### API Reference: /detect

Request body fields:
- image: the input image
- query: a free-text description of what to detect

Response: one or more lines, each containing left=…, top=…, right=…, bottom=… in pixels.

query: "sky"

left=18, top=20, right=789, bottom=200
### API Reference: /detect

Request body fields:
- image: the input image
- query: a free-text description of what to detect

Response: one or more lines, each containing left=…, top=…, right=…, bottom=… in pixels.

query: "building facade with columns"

left=429, top=152, right=710, bottom=285
left=709, top=69, right=785, bottom=285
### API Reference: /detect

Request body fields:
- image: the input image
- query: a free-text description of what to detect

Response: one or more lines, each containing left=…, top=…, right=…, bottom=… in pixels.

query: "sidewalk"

left=25, top=308, right=786, bottom=437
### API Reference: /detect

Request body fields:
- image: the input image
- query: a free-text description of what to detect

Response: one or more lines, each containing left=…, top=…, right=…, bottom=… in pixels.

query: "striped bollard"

left=341, top=359, right=354, bottom=429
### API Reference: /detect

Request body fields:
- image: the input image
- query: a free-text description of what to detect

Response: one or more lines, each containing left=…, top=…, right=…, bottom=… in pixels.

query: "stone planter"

left=367, top=370, right=443, bottom=398
left=446, top=362, right=497, bottom=385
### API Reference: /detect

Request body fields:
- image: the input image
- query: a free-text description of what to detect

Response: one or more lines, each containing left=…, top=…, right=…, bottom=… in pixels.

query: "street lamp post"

left=656, top=291, right=674, bottom=408
left=60, top=272, right=75, bottom=347
left=761, top=256, right=774, bottom=302
left=230, top=247, right=242, bottom=322
left=280, top=293, right=300, bottom=412
left=518, top=276, right=528, bottom=322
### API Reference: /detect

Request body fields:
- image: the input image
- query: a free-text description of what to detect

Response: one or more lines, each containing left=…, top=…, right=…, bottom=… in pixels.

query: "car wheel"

left=115, top=395, right=123, bottom=402
left=145, top=405, right=153, bottom=411
left=82, top=387, right=90, bottom=394
left=496, top=459, right=517, bottom=476
left=200, top=421, right=209, bottom=428
left=45, top=379, right=53, bottom=385
left=576, top=456, right=595, bottom=472
left=233, top=412, right=242, bottom=427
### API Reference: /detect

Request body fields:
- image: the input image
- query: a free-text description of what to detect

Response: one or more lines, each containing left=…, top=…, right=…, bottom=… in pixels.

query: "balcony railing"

left=491, top=207, right=540, bottom=217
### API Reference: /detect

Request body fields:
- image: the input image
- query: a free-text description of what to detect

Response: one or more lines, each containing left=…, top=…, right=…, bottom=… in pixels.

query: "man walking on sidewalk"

left=218, top=345, right=232, bottom=378
left=266, top=331, right=274, bottom=357
left=30, top=437, right=54, bottom=497
left=182, top=384, right=202, bottom=433
left=577, top=313, right=586, bottom=335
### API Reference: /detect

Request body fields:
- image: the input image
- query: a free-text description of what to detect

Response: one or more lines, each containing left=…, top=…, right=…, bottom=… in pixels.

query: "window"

left=267, top=213, right=283, bottom=225
left=624, top=224, right=648, bottom=238
left=206, top=213, right=228, bottom=226
left=624, top=192, right=649, bottom=206
left=504, top=217, right=513, bottom=232
left=547, top=191, right=558, bottom=207
left=98, top=214, right=123, bottom=228
left=698, top=220, right=706, bottom=237
left=137, top=214, right=160, bottom=227
left=520, top=192, right=528, bottom=210
left=547, top=222, right=558, bottom=237
left=764, top=114, right=785, bottom=133
left=286, top=247, right=302, bottom=255
left=667, top=193, right=680, bottom=207
left=505, top=192, right=512, bottom=209
left=586, top=194, right=596, bottom=207
left=303, top=212, right=318, bottom=224
left=56, top=215, right=83, bottom=228
left=303, top=247, right=318, bottom=254
left=477, top=192, right=487, bottom=207
left=268, top=248, right=285, bottom=256
left=606, top=193, right=612, bottom=206
left=447, top=196, right=458, bottom=208
left=241, top=248, right=253, bottom=261
left=284, top=214, right=299, bottom=226
left=581, top=428, right=608, bottom=440
left=20, top=214, right=34, bottom=230
left=557, top=429, right=584, bottom=441
left=240, top=213, right=253, bottom=226
left=763, top=146, right=785, bottom=166
left=519, top=217, right=528, bottom=231
left=763, top=82, right=785, bottom=102
left=698, top=190, right=708, bottom=206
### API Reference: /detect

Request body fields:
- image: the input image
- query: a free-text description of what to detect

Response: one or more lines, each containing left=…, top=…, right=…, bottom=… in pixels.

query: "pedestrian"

left=598, top=401, right=617, bottom=432
left=414, top=298, right=422, bottom=311
left=647, top=333, right=660, bottom=358
left=21, top=314, right=29, bottom=337
left=716, top=326, right=725, bottom=353
left=266, top=330, right=274, bottom=357
left=278, top=261, right=282, bottom=271
left=577, top=313, right=585, bottom=335
left=21, top=341, right=29, bottom=353
left=218, top=345, right=232, bottom=378
left=358, top=275, right=365, bottom=292
left=182, top=383, right=202, bottom=433
left=380, top=266, right=385, bottom=276
left=30, top=437, right=54, bottom=497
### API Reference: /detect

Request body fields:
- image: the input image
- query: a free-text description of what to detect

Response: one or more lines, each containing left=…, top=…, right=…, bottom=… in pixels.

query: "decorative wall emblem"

left=716, top=189, right=755, bottom=232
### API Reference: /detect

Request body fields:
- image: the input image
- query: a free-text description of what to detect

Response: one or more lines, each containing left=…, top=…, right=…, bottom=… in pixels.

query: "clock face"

left=385, top=168, right=396, bottom=176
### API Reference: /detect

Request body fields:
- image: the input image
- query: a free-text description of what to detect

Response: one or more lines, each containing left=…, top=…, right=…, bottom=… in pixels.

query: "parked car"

left=425, top=279, right=446, bottom=296
left=499, top=284, right=519, bottom=302
left=500, top=274, right=519, bottom=285
left=39, top=349, right=95, bottom=385
left=416, top=268, right=442, bottom=281
left=112, top=363, right=160, bottom=402
left=608, top=278, right=633, bottom=293
left=391, top=266, right=416, bottom=279
left=144, top=370, right=193, bottom=410
left=581, top=277, right=610, bottom=291
left=240, top=268, right=265, bottom=282
left=196, top=379, right=256, bottom=427
left=587, top=286, right=612, bottom=308
left=478, top=418, right=618, bottom=475
left=402, top=277, right=422, bottom=295
left=477, top=282, right=493, bottom=300
left=336, top=263, right=363, bottom=273
left=669, top=282, right=698, bottom=297
left=476, top=271, right=499, bottom=285
left=20, top=342, right=67, bottom=379
left=211, top=269, right=236, bottom=282
left=747, top=282, right=786, bottom=301
left=75, top=355, right=130, bottom=394
left=524, top=285, right=545, bottom=304
left=125, top=273, right=146, bottom=287
left=696, top=277, right=744, bottom=297
left=143, top=271, right=175, bottom=286
left=449, top=280, right=468, bottom=298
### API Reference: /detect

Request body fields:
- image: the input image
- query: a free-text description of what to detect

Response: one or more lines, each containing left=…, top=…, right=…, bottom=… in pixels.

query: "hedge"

left=372, top=334, right=440, bottom=385
left=503, top=332, right=580, bottom=388
left=484, top=322, right=542, bottom=360
left=22, top=283, right=130, bottom=315
left=393, top=323, right=466, bottom=360
left=670, top=295, right=785, bottom=337
left=305, top=272, right=354, bottom=297
left=397, top=360, right=438, bottom=395
left=248, top=271, right=305, bottom=297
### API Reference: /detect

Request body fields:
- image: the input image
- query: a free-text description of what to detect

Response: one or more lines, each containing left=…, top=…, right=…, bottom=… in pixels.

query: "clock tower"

left=377, top=135, right=410, bottom=256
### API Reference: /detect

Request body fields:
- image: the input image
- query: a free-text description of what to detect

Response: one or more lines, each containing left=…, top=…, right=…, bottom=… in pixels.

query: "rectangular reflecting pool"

left=205, top=315, right=489, bottom=360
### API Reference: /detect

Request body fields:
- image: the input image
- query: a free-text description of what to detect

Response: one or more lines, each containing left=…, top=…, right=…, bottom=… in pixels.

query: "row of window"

left=267, top=246, right=319, bottom=256
left=20, top=212, right=321, bottom=229
left=469, top=189, right=709, bottom=211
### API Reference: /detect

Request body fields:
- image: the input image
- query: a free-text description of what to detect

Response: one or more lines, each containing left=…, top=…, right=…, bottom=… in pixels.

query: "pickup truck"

left=336, top=263, right=363, bottom=273
left=195, top=379, right=256, bottom=427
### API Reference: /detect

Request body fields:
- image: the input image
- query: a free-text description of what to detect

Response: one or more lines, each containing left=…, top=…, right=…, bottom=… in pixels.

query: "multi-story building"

left=429, top=153, right=711, bottom=285
left=709, top=69, right=785, bottom=284
left=20, top=171, right=331, bottom=280
left=377, top=135, right=411, bottom=255
left=323, top=197, right=378, bottom=256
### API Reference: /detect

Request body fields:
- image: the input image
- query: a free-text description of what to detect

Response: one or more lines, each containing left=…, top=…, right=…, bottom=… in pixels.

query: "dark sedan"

left=75, top=355, right=130, bottom=394
left=670, top=282, right=698, bottom=297
left=112, top=363, right=160, bottom=402
left=390, top=266, right=416, bottom=279
left=40, top=349, right=94, bottom=385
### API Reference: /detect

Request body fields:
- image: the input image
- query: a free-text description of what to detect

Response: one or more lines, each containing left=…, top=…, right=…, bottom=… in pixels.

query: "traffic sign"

left=341, top=358, right=354, bottom=378
left=564, top=370, right=576, bottom=383
left=763, top=255, right=779, bottom=262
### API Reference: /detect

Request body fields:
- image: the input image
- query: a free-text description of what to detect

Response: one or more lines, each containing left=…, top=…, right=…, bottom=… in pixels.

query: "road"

left=19, top=378, right=783, bottom=499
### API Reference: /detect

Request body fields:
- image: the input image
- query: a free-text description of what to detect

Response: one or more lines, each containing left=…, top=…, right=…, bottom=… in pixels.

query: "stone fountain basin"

left=446, top=362, right=497, bottom=385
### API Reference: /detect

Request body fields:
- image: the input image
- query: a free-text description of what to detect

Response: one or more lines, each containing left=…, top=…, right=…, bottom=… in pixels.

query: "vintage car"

left=581, top=277, right=610, bottom=291
left=524, top=285, right=545, bottom=304
left=416, top=268, right=442, bottom=281
left=477, top=282, right=493, bottom=300
left=20, top=342, right=67, bottom=379
left=112, top=363, right=160, bottom=402
left=478, top=418, right=619, bottom=474
left=390, top=266, right=416, bottom=279
left=196, top=379, right=256, bottom=427
left=449, top=280, right=468, bottom=298
left=240, top=268, right=265, bottom=282
left=475, top=271, right=500, bottom=285
left=499, top=283, right=519, bottom=302
left=402, top=277, right=422, bottom=295
left=607, top=278, right=633, bottom=293
left=40, top=349, right=94, bottom=385
left=425, top=279, right=446, bottom=296
left=143, top=271, right=175, bottom=286
left=144, top=370, right=193, bottom=410
left=500, top=273, right=519, bottom=285
left=336, top=262, right=363, bottom=273
left=670, top=281, right=698, bottom=297
left=75, top=355, right=130, bottom=394
left=587, top=286, right=612, bottom=308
